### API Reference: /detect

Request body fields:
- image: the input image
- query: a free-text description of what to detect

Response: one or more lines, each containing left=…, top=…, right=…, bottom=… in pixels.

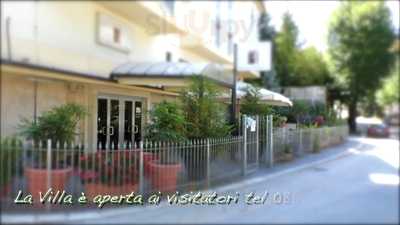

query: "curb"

left=1, top=139, right=363, bottom=224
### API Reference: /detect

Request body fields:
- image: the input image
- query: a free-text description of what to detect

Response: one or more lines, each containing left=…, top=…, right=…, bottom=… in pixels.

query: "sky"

left=264, top=0, right=400, bottom=52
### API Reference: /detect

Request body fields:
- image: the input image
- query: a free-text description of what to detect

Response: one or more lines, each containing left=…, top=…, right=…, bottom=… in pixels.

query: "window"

left=248, top=50, right=259, bottom=64
left=163, top=1, right=175, bottom=16
left=97, top=13, right=130, bottom=52
left=227, top=1, right=233, bottom=54
left=113, top=27, right=121, bottom=44
left=215, top=1, right=221, bottom=48
left=166, top=52, right=172, bottom=62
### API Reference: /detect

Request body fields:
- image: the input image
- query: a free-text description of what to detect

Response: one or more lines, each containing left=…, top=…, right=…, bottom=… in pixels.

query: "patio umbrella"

left=236, top=81, right=293, bottom=107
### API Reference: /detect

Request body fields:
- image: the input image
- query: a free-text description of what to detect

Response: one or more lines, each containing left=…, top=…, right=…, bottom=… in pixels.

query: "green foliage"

left=274, top=100, right=344, bottom=127
left=19, top=103, right=87, bottom=144
left=0, top=137, right=22, bottom=186
left=290, top=100, right=311, bottom=124
left=274, top=13, right=332, bottom=87
left=181, top=77, right=232, bottom=139
left=376, top=59, right=399, bottom=106
left=283, top=143, right=292, bottom=154
left=240, top=87, right=273, bottom=116
left=293, top=47, right=333, bottom=86
left=312, top=133, right=321, bottom=153
left=145, top=101, right=186, bottom=142
left=274, top=12, right=299, bottom=87
left=258, top=11, right=276, bottom=41
left=328, top=2, right=395, bottom=131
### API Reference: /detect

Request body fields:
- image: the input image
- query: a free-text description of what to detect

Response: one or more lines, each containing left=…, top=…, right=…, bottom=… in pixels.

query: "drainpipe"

left=33, top=81, right=38, bottom=123
left=6, top=16, right=12, bottom=60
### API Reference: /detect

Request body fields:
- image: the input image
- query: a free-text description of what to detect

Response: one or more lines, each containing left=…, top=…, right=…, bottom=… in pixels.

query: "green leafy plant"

left=19, top=103, right=87, bottom=169
left=313, top=133, right=321, bottom=153
left=240, top=87, right=273, bottom=116
left=181, top=77, right=232, bottom=139
left=145, top=101, right=186, bottom=142
left=0, top=137, right=22, bottom=187
left=19, top=103, right=87, bottom=144
left=283, top=143, right=292, bottom=154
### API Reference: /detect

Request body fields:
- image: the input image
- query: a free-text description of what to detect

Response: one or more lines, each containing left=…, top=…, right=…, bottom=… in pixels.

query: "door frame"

left=95, top=93, right=145, bottom=150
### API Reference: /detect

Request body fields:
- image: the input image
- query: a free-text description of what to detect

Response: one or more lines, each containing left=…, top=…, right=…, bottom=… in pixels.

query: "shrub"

left=19, top=103, right=87, bottom=144
left=145, top=101, right=186, bottom=142
left=240, top=87, right=274, bottom=116
left=0, top=137, right=22, bottom=187
left=181, top=77, right=232, bottom=139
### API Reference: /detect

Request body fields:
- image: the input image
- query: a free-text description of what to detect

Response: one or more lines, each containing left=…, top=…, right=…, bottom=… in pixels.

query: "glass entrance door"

left=97, top=97, right=143, bottom=150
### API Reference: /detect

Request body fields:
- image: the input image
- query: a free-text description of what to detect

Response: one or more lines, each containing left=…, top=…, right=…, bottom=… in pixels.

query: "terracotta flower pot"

left=85, top=182, right=138, bottom=199
left=148, top=160, right=181, bottom=193
left=281, top=153, right=293, bottom=162
left=25, top=167, right=72, bottom=199
left=0, top=182, right=12, bottom=198
left=133, top=150, right=159, bottom=176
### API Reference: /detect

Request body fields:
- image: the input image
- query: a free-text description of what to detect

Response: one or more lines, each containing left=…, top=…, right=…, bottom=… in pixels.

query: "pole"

left=242, top=115, right=247, bottom=176
left=139, top=141, right=144, bottom=194
left=46, top=139, right=52, bottom=211
left=231, top=43, right=238, bottom=133
left=206, top=139, right=210, bottom=188
left=255, top=115, right=259, bottom=168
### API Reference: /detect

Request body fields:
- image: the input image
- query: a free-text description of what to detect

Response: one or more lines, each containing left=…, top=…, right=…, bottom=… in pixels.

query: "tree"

left=258, top=11, right=276, bottom=41
left=258, top=11, right=280, bottom=89
left=180, top=77, right=232, bottom=139
left=328, top=2, right=395, bottom=133
left=293, top=47, right=333, bottom=86
left=376, top=60, right=399, bottom=107
left=274, top=12, right=300, bottom=87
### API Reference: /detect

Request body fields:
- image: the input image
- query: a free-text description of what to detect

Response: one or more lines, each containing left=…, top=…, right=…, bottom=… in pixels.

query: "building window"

left=166, top=52, right=172, bottom=62
left=179, top=58, right=189, bottom=63
left=248, top=50, right=259, bottom=64
left=228, top=32, right=233, bottom=55
left=97, top=13, right=130, bottom=52
left=113, top=27, right=121, bottom=44
left=163, top=1, right=175, bottom=16
left=215, top=1, right=221, bottom=48
left=227, top=1, right=233, bottom=55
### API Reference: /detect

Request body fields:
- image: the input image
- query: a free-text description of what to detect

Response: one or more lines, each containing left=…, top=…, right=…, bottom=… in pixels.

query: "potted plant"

left=83, top=152, right=139, bottom=198
left=147, top=148, right=182, bottom=193
left=312, top=131, right=321, bottom=153
left=0, top=137, right=22, bottom=197
left=180, top=77, right=232, bottom=182
left=281, top=143, right=293, bottom=162
left=19, top=103, right=87, bottom=199
left=145, top=101, right=185, bottom=191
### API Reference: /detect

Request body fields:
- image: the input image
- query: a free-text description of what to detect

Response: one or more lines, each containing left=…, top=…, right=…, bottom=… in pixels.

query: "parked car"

left=367, top=124, right=390, bottom=138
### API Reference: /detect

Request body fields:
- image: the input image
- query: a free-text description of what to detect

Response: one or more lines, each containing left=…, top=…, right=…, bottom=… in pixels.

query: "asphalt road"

left=75, top=136, right=399, bottom=224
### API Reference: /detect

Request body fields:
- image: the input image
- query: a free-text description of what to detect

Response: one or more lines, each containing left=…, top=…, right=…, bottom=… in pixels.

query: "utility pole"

left=231, top=43, right=238, bottom=134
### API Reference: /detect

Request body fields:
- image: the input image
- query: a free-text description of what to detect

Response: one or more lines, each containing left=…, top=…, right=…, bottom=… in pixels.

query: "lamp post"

left=231, top=43, right=238, bottom=134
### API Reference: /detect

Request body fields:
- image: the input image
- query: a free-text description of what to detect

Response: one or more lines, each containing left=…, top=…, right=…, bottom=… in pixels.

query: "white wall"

left=0, top=1, right=185, bottom=78
left=1, top=1, right=261, bottom=77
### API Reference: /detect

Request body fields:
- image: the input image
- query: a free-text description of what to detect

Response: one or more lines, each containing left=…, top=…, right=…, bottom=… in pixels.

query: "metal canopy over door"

left=97, top=96, right=143, bottom=150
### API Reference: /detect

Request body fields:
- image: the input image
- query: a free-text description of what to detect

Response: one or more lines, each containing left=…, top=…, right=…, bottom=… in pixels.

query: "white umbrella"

left=236, top=81, right=292, bottom=107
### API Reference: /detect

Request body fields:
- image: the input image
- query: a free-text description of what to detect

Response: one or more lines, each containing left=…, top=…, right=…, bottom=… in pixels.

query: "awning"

left=111, top=62, right=233, bottom=88
left=234, top=81, right=293, bottom=107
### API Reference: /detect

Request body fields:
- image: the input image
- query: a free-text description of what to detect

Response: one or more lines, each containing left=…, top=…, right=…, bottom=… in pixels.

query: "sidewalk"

left=1, top=137, right=367, bottom=224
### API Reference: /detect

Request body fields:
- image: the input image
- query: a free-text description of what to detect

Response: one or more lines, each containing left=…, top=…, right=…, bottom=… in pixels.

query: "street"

left=74, top=136, right=399, bottom=224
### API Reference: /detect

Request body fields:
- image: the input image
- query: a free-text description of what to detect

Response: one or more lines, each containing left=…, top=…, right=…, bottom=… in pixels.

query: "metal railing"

left=0, top=116, right=348, bottom=211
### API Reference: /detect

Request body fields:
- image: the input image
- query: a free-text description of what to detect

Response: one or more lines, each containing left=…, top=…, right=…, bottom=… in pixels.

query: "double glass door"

left=97, top=96, right=142, bottom=150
